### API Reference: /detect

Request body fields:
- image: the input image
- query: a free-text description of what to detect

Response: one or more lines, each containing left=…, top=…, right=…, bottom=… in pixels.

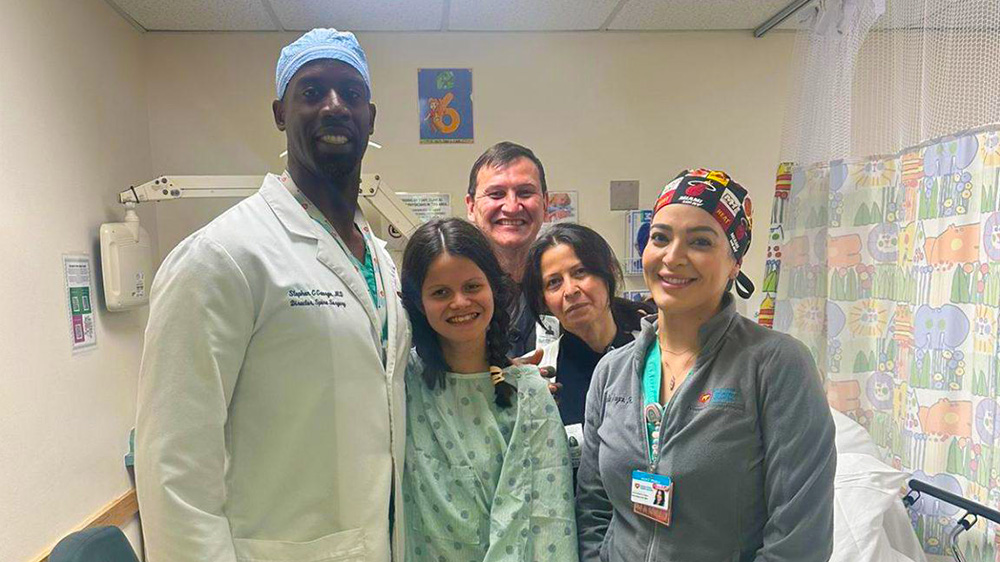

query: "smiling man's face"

left=273, top=59, right=375, bottom=180
left=465, top=157, right=546, bottom=252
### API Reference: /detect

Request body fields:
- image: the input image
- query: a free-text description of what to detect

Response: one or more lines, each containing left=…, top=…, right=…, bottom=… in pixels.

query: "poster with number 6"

left=419, top=69, right=474, bottom=143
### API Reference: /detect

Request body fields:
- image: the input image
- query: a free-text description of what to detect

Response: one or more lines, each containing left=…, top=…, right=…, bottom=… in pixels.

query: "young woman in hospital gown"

left=399, top=218, right=578, bottom=562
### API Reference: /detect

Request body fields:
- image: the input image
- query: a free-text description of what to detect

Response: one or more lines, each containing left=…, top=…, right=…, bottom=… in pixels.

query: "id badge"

left=564, top=424, right=584, bottom=468
left=631, top=470, right=673, bottom=526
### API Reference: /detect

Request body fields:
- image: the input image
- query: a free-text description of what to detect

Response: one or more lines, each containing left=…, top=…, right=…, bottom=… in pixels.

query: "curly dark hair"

left=400, top=218, right=515, bottom=407
left=522, top=223, right=654, bottom=336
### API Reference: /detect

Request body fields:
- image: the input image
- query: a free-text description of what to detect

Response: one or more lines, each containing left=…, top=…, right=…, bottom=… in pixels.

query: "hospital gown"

left=403, top=359, right=578, bottom=562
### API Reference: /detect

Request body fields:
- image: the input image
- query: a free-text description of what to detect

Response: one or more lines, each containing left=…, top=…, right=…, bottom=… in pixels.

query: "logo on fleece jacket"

left=694, top=388, right=743, bottom=410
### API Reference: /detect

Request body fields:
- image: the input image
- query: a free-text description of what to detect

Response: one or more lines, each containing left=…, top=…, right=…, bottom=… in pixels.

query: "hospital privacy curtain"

left=758, top=128, right=1000, bottom=561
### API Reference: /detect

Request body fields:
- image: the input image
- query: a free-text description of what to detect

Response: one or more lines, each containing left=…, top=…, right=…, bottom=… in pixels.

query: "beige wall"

left=0, top=0, right=152, bottom=560
left=145, top=30, right=794, bottom=296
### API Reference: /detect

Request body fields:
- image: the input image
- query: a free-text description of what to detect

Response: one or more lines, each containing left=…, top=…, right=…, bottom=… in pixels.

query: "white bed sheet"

left=832, top=408, right=928, bottom=562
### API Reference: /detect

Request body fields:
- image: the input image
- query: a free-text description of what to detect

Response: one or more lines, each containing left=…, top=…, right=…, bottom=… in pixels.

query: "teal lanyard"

left=642, top=340, right=662, bottom=465
left=281, top=175, right=388, bottom=353
left=318, top=221, right=388, bottom=350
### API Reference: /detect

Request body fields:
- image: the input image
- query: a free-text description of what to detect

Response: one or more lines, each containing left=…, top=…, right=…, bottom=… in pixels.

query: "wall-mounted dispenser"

left=99, top=202, right=152, bottom=311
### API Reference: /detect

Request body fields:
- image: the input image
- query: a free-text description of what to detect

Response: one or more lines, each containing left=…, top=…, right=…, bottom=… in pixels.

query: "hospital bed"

left=832, top=409, right=1000, bottom=562
left=901, top=479, right=1000, bottom=562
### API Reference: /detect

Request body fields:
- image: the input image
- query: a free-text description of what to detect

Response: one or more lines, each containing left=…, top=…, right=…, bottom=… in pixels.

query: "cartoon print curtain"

left=758, top=129, right=1000, bottom=560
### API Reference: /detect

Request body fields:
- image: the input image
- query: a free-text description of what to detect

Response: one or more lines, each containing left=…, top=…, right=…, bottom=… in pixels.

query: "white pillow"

left=832, top=408, right=882, bottom=458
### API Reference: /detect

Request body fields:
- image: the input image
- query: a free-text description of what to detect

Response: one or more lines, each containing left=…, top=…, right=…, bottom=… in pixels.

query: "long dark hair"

left=400, top=218, right=515, bottom=407
left=523, top=223, right=653, bottom=335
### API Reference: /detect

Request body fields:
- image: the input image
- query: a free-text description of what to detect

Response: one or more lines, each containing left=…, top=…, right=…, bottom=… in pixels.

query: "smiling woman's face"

left=642, top=204, right=739, bottom=318
left=421, top=252, right=495, bottom=348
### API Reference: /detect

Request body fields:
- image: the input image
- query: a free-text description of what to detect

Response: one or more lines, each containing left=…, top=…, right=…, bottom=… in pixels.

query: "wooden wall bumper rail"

left=30, top=489, right=139, bottom=562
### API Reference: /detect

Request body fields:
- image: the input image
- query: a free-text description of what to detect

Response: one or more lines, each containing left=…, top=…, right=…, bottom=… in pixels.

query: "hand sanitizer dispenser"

left=100, top=203, right=153, bottom=311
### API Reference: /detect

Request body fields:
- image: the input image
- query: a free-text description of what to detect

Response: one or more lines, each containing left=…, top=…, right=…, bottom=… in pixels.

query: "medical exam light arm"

left=117, top=173, right=422, bottom=240
left=118, top=175, right=263, bottom=203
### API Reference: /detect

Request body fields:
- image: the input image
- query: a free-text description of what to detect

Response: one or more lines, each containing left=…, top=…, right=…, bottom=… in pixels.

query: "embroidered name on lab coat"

left=287, top=288, right=347, bottom=308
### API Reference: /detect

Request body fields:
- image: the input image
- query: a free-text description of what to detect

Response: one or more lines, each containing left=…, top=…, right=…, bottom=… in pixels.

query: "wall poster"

left=398, top=192, right=452, bottom=222
left=63, top=254, right=97, bottom=353
left=544, top=191, right=578, bottom=224
left=419, top=69, right=474, bottom=144
left=624, top=210, right=652, bottom=276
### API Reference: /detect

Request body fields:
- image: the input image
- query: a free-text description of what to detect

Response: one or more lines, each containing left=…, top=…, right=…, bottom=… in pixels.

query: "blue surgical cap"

left=275, top=28, right=371, bottom=100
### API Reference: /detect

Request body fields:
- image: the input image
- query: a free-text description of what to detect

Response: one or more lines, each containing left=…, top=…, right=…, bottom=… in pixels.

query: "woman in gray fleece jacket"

left=576, top=169, right=835, bottom=562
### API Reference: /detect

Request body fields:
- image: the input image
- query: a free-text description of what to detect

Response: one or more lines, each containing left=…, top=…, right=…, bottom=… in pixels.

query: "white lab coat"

left=135, top=174, right=411, bottom=562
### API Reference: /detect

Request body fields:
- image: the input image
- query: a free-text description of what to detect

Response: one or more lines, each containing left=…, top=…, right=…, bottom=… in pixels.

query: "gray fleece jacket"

left=576, top=294, right=835, bottom=562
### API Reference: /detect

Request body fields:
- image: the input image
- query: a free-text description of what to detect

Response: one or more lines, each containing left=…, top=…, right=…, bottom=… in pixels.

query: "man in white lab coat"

left=135, top=29, right=410, bottom=562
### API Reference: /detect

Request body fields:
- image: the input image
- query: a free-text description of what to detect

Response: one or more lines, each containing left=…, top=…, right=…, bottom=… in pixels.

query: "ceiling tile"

left=111, top=0, right=277, bottom=31
left=448, top=0, right=620, bottom=31
left=268, top=0, right=446, bottom=31
left=609, top=0, right=795, bottom=31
